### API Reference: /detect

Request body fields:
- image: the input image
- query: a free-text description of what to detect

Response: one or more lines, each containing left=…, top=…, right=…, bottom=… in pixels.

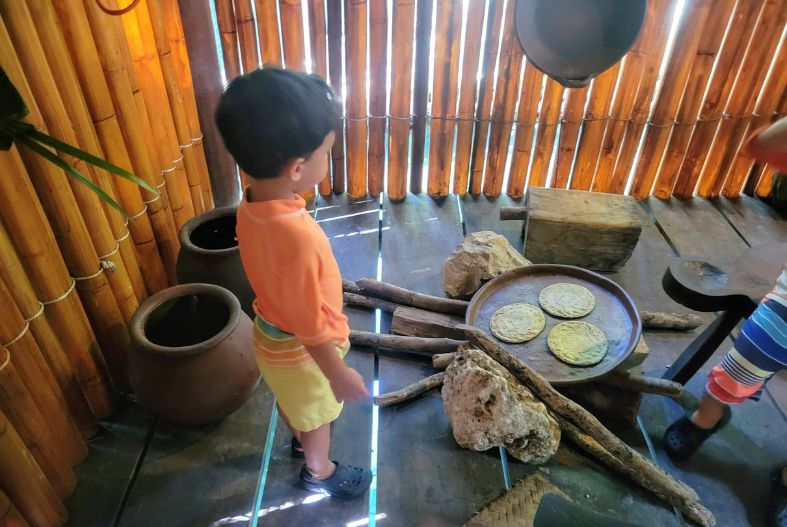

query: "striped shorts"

left=707, top=299, right=787, bottom=404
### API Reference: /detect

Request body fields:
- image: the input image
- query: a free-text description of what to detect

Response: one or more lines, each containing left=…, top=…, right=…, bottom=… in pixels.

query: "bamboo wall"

left=212, top=0, right=786, bottom=200
left=0, top=1, right=211, bottom=524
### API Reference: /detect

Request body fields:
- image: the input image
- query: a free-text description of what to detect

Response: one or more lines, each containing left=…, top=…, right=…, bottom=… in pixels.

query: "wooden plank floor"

left=64, top=194, right=786, bottom=527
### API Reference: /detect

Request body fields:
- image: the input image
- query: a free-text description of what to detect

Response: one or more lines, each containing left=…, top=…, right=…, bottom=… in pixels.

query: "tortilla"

left=490, top=303, right=546, bottom=343
left=547, top=321, right=608, bottom=366
left=539, top=283, right=596, bottom=318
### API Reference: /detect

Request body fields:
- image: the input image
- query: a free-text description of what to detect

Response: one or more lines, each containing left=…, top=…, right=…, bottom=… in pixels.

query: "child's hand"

left=329, top=366, right=369, bottom=403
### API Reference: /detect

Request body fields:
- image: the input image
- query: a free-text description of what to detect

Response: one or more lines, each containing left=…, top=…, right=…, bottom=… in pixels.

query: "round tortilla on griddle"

left=547, top=321, right=608, bottom=366
left=539, top=283, right=596, bottom=318
left=490, top=303, right=546, bottom=343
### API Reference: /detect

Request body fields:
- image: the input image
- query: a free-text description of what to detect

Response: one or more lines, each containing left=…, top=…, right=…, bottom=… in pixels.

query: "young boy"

left=216, top=67, right=372, bottom=499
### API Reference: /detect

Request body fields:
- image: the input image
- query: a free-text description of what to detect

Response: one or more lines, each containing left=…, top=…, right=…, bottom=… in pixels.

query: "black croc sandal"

left=300, top=462, right=372, bottom=499
left=291, top=437, right=304, bottom=459
left=769, top=466, right=787, bottom=527
left=663, top=407, right=731, bottom=462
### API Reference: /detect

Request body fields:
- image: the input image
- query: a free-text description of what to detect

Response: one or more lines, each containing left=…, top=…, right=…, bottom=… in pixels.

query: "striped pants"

left=707, top=298, right=787, bottom=404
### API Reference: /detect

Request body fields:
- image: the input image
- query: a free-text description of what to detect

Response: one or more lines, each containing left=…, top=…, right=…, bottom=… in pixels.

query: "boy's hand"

left=328, top=366, right=369, bottom=403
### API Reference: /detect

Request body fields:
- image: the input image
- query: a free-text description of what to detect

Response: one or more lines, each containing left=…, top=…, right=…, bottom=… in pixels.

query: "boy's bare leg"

left=277, top=403, right=301, bottom=443
left=691, top=392, right=726, bottom=429
left=300, top=423, right=335, bottom=479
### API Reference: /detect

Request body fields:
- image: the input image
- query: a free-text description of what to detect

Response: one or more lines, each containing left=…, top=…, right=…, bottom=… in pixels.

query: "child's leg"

left=277, top=403, right=301, bottom=443
left=691, top=392, right=727, bottom=429
left=300, top=423, right=335, bottom=478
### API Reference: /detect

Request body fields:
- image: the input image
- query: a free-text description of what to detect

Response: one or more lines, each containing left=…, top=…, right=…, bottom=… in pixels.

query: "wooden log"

left=506, top=65, right=544, bottom=197
left=83, top=0, right=181, bottom=283
left=350, top=331, right=462, bottom=354
left=452, top=0, right=487, bottom=195
left=0, top=408, right=66, bottom=527
left=0, top=347, right=76, bottom=498
left=356, top=278, right=469, bottom=315
left=553, top=85, right=590, bottom=190
left=326, top=0, right=345, bottom=194
left=482, top=5, right=522, bottom=197
left=367, top=0, right=387, bottom=197
left=375, top=372, right=445, bottom=407
left=342, top=278, right=361, bottom=294
left=343, top=292, right=401, bottom=313
left=628, top=0, right=713, bottom=200
left=499, top=206, right=527, bottom=220
left=427, top=0, right=463, bottom=197
left=0, top=488, right=31, bottom=527
left=344, top=0, right=368, bottom=198
left=432, top=352, right=455, bottom=370
left=640, top=311, right=703, bottom=331
left=387, top=0, right=415, bottom=200
left=528, top=77, right=565, bottom=188
left=672, top=0, right=771, bottom=198
left=458, top=325, right=703, bottom=510
left=308, top=0, right=333, bottom=196
left=391, top=306, right=465, bottom=340
left=557, top=416, right=715, bottom=527
left=651, top=0, right=737, bottom=199
left=469, top=0, right=505, bottom=195
left=409, top=0, right=433, bottom=193
left=600, top=371, right=683, bottom=398
left=256, top=0, right=283, bottom=64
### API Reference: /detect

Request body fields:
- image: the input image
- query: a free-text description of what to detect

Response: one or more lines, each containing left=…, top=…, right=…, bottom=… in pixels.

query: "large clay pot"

left=128, top=283, right=259, bottom=425
left=176, top=207, right=256, bottom=317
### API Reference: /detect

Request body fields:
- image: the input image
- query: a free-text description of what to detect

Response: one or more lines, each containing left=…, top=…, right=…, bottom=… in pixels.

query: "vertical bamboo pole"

left=2, top=5, right=132, bottom=392
left=553, top=86, right=590, bottom=189
left=280, top=0, right=307, bottom=69
left=698, top=1, right=785, bottom=197
left=309, top=0, right=334, bottom=196
left=257, top=0, right=284, bottom=63
left=52, top=0, right=169, bottom=295
left=235, top=0, right=260, bottom=72
left=326, top=0, right=346, bottom=194
left=0, top=280, right=86, bottom=467
left=387, top=0, right=415, bottom=200
left=410, top=0, right=434, bottom=193
left=629, top=0, right=713, bottom=199
left=0, top=407, right=66, bottom=527
left=344, top=0, right=368, bottom=198
left=483, top=4, right=522, bottom=197
left=427, top=0, right=462, bottom=197
left=122, top=1, right=197, bottom=228
left=367, top=0, right=388, bottom=197
left=672, top=0, right=766, bottom=197
left=469, top=0, right=505, bottom=195
left=0, top=489, right=30, bottom=527
left=216, top=0, right=243, bottom=79
left=452, top=0, right=487, bottom=195
left=0, top=222, right=97, bottom=439
left=0, top=347, right=76, bottom=499
left=612, top=0, right=677, bottom=194
left=164, top=0, right=215, bottom=209
left=570, top=63, right=621, bottom=190
left=651, top=0, right=738, bottom=198
left=83, top=0, right=180, bottom=285
left=26, top=0, right=147, bottom=313
left=506, top=65, right=543, bottom=197
left=528, top=78, right=565, bottom=188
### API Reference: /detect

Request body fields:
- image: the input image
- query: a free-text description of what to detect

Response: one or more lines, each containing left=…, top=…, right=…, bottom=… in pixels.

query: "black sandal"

left=769, top=466, right=787, bottom=527
left=300, top=462, right=372, bottom=499
left=663, top=407, right=731, bottom=462
left=291, top=436, right=304, bottom=459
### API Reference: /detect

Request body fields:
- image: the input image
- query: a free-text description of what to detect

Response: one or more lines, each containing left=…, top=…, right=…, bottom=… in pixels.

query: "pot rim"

left=179, top=206, right=239, bottom=256
left=130, top=283, right=242, bottom=357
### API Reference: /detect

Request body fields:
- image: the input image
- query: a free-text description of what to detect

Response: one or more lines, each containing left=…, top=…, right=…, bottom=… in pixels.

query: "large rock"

left=442, top=347, right=560, bottom=464
left=443, top=231, right=531, bottom=298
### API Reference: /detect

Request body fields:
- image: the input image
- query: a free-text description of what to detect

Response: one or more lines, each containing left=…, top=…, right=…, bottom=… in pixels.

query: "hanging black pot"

left=514, top=0, right=648, bottom=88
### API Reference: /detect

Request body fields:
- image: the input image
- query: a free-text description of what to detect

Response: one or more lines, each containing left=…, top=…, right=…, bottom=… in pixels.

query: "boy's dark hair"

left=215, top=67, right=339, bottom=180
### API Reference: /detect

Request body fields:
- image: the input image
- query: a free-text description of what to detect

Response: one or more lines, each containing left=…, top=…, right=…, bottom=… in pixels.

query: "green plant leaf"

left=19, top=135, right=131, bottom=217
left=28, top=129, right=158, bottom=195
left=0, top=67, right=28, bottom=121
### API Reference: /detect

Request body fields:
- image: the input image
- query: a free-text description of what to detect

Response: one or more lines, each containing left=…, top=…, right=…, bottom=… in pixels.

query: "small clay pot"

left=128, top=283, right=259, bottom=425
left=176, top=207, right=256, bottom=317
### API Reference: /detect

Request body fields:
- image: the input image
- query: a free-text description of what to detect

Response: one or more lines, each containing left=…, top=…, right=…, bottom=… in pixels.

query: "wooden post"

left=672, top=0, right=767, bottom=197
left=344, top=0, right=368, bottom=198
left=409, top=0, right=434, bottom=194
left=469, top=0, right=505, bottom=195
left=387, top=0, right=416, bottom=200
left=553, top=86, right=590, bottom=189
left=256, top=0, right=283, bottom=64
left=528, top=78, right=565, bottom=188
left=215, top=0, right=242, bottom=79
left=427, top=0, right=463, bottom=197
left=0, top=488, right=31, bottom=527
left=507, top=65, right=543, bottom=197
left=629, top=0, right=713, bottom=200
left=0, top=408, right=67, bottom=527
left=280, top=0, right=307, bottom=69
left=368, top=0, right=387, bottom=197
left=83, top=0, right=181, bottom=283
left=326, top=0, right=346, bottom=194
left=452, top=0, right=487, bottom=195
left=234, top=0, right=260, bottom=72
left=308, top=0, right=334, bottom=196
